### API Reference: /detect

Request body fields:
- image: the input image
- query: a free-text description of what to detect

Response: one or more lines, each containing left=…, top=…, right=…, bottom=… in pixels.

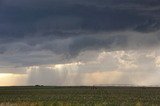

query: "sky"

left=1, top=0, right=160, bottom=86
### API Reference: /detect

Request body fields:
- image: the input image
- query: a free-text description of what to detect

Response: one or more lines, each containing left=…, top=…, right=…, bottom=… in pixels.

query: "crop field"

left=0, top=86, right=160, bottom=106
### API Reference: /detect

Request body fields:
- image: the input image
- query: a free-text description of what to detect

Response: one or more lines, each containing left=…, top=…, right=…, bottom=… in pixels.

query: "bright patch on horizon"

left=0, top=73, right=27, bottom=86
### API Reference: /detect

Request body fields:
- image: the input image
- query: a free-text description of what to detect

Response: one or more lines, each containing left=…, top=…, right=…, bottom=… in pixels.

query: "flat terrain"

left=0, top=86, right=160, bottom=106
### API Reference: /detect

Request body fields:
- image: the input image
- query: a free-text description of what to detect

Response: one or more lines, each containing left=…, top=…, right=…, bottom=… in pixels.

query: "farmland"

left=0, top=86, right=160, bottom=106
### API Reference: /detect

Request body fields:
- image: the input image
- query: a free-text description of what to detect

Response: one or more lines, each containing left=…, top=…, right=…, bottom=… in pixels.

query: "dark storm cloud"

left=1, top=0, right=160, bottom=67
left=1, top=0, right=160, bottom=38
left=69, top=34, right=128, bottom=56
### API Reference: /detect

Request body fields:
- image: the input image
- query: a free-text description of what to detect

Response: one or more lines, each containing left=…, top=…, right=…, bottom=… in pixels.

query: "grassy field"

left=0, top=86, right=160, bottom=106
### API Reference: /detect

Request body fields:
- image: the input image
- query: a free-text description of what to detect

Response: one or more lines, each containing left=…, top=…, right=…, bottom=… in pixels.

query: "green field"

left=0, top=86, right=160, bottom=106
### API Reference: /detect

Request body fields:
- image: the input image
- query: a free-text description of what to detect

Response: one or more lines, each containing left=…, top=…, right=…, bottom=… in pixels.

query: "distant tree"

left=35, top=85, right=44, bottom=87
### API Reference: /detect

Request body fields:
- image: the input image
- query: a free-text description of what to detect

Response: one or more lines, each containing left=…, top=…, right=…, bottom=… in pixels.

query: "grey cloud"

left=69, top=31, right=160, bottom=56
left=1, top=0, right=160, bottom=39
left=0, top=0, right=160, bottom=68
left=0, top=30, right=160, bottom=68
